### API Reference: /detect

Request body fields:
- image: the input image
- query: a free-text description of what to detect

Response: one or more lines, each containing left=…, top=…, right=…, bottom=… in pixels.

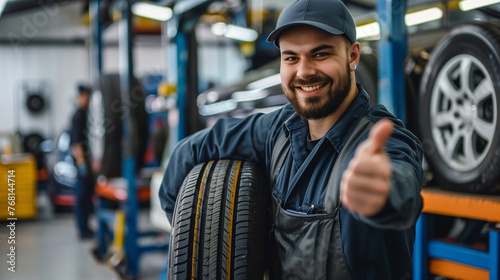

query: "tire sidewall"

left=418, top=25, right=500, bottom=192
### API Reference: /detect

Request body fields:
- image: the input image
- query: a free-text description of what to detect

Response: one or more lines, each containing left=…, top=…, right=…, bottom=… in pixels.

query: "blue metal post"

left=175, top=32, right=188, bottom=141
left=376, top=0, right=407, bottom=122
left=413, top=214, right=428, bottom=280
left=118, top=0, right=138, bottom=276
left=490, top=230, right=499, bottom=280
left=90, top=0, right=103, bottom=78
left=123, top=158, right=138, bottom=275
left=90, top=0, right=106, bottom=261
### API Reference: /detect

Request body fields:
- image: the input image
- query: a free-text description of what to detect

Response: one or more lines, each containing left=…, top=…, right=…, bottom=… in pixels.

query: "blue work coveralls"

left=160, top=84, right=423, bottom=279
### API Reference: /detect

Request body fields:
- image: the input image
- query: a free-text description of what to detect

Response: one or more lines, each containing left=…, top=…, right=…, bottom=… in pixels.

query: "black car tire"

left=87, top=74, right=148, bottom=178
left=22, top=132, right=45, bottom=169
left=26, top=93, right=46, bottom=113
left=168, top=160, right=270, bottom=280
left=356, top=49, right=378, bottom=108
left=418, top=23, right=500, bottom=193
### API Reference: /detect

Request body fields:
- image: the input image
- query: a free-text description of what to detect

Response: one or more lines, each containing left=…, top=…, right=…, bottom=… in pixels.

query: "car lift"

left=89, top=1, right=170, bottom=278
left=90, top=0, right=219, bottom=278
left=377, top=1, right=500, bottom=279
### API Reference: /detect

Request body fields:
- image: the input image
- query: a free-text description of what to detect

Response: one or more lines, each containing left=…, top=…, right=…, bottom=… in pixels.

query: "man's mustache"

left=291, top=75, right=333, bottom=87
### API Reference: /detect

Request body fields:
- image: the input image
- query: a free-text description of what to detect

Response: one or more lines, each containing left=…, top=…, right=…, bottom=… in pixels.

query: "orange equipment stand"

left=413, top=188, right=500, bottom=280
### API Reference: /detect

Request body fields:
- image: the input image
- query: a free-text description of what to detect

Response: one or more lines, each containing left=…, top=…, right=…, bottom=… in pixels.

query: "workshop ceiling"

left=0, top=0, right=376, bottom=17
left=3, top=0, right=500, bottom=25
left=1, top=0, right=80, bottom=15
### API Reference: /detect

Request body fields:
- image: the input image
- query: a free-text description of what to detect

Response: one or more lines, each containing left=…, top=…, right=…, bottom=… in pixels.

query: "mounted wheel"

left=87, top=74, right=148, bottom=178
left=418, top=23, right=500, bottom=193
left=168, top=160, right=270, bottom=279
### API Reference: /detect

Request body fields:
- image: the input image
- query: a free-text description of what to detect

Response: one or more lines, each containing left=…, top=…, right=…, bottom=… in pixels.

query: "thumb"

left=366, top=119, right=394, bottom=154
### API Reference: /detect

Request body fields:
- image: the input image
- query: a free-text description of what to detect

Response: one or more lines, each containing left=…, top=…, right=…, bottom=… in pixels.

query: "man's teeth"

left=301, top=84, right=322, bottom=92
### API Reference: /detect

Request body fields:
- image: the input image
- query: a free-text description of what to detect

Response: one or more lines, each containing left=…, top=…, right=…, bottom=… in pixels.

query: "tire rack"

left=413, top=188, right=500, bottom=280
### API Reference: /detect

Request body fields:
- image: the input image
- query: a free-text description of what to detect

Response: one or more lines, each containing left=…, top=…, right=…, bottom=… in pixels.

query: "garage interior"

left=1, top=0, right=500, bottom=279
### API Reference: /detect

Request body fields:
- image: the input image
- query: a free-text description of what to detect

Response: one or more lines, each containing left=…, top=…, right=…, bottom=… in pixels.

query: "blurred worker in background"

left=160, top=0, right=423, bottom=278
left=70, top=84, right=94, bottom=240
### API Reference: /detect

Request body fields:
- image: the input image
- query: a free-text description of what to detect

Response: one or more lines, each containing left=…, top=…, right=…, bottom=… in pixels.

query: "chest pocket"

left=269, top=117, right=373, bottom=280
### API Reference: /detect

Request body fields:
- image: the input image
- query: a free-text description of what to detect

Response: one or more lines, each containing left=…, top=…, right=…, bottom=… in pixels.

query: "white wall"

left=0, top=1, right=254, bottom=141
left=0, top=42, right=168, bottom=139
left=0, top=44, right=90, bottom=137
left=0, top=2, right=91, bottom=139
left=0, top=2, right=168, bottom=140
left=198, top=44, right=248, bottom=89
left=102, top=45, right=167, bottom=80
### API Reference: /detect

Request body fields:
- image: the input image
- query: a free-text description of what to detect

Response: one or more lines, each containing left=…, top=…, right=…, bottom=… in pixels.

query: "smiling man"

left=160, top=0, right=423, bottom=279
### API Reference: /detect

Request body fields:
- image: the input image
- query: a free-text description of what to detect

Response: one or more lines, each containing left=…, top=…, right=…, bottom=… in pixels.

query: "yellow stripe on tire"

left=191, top=161, right=212, bottom=279
left=225, top=161, right=242, bottom=279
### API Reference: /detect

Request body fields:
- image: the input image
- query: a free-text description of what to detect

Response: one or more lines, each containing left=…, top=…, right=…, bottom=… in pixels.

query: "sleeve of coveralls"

left=159, top=111, right=279, bottom=223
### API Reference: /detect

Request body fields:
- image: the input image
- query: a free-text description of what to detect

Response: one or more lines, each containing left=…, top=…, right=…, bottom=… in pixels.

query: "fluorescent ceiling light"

left=232, top=89, right=268, bottom=102
left=211, top=22, right=227, bottom=36
left=356, top=22, right=380, bottom=40
left=0, top=0, right=7, bottom=19
left=199, top=100, right=237, bottom=116
left=247, top=74, right=281, bottom=90
left=225, top=25, right=258, bottom=42
left=132, top=2, right=172, bottom=21
left=405, top=7, right=443, bottom=26
left=459, top=0, right=500, bottom=11
left=356, top=7, right=442, bottom=40
left=211, top=22, right=259, bottom=42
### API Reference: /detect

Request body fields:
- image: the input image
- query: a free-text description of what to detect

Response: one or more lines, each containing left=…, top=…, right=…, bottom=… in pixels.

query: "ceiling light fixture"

left=211, top=22, right=258, bottom=42
left=356, top=22, right=381, bottom=40
left=356, top=7, right=443, bottom=40
left=0, top=0, right=8, bottom=19
left=247, top=74, right=281, bottom=90
left=405, top=7, right=443, bottom=26
left=459, top=0, right=500, bottom=11
left=131, top=2, right=173, bottom=22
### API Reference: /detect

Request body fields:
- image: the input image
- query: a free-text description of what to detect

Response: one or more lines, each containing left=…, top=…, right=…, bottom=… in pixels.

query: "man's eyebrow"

left=281, top=50, right=297, bottom=56
left=311, top=44, right=335, bottom=53
left=281, top=44, right=335, bottom=56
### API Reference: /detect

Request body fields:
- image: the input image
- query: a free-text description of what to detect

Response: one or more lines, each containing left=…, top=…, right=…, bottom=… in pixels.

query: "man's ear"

left=349, top=42, right=361, bottom=72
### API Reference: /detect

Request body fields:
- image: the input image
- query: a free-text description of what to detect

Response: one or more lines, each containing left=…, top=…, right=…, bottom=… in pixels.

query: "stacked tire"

left=87, top=73, right=148, bottom=178
left=168, top=160, right=270, bottom=280
left=418, top=23, right=500, bottom=193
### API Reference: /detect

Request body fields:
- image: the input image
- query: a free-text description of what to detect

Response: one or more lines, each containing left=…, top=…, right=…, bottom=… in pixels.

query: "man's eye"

left=284, top=57, right=298, bottom=61
left=314, top=53, right=328, bottom=58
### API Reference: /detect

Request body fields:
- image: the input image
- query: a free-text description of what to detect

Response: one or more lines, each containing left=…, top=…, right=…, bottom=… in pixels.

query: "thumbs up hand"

left=340, top=119, right=394, bottom=217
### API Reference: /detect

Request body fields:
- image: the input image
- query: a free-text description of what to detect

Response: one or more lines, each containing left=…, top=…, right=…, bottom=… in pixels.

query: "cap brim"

left=266, top=21, right=345, bottom=48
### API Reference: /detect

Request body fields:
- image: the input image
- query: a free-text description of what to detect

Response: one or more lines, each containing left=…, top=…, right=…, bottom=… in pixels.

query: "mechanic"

left=160, top=0, right=423, bottom=278
left=70, top=84, right=94, bottom=240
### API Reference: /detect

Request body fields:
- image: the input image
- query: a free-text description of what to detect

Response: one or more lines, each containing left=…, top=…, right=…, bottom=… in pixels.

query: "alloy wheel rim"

left=87, top=90, right=105, bottom=161
left=430, top=54, right=497, bottom=172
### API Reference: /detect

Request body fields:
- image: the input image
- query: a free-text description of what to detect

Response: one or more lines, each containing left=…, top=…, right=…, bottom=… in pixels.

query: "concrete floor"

left=0, top=194, right=167, bottom=280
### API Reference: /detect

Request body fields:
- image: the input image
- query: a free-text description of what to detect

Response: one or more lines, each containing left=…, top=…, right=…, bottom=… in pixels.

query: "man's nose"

left=296, top=59, right=317, bottom=79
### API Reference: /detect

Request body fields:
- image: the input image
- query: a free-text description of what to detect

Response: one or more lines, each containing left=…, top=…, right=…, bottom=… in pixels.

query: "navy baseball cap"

left=77, top=84, right=91, bottom=94
left=267, top=0, right=357, bottom=48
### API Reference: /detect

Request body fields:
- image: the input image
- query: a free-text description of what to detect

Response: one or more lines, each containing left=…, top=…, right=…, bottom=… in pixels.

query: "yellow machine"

left=0, top=154, right=37, bottom=220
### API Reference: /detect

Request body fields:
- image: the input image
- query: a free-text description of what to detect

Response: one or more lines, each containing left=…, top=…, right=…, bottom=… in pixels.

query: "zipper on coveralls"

left=306, top=204, right=315, bottom=214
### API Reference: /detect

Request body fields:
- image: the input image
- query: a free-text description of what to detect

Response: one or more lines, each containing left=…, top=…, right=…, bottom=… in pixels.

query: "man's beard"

left=282, top=60, right=351, bottom=120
